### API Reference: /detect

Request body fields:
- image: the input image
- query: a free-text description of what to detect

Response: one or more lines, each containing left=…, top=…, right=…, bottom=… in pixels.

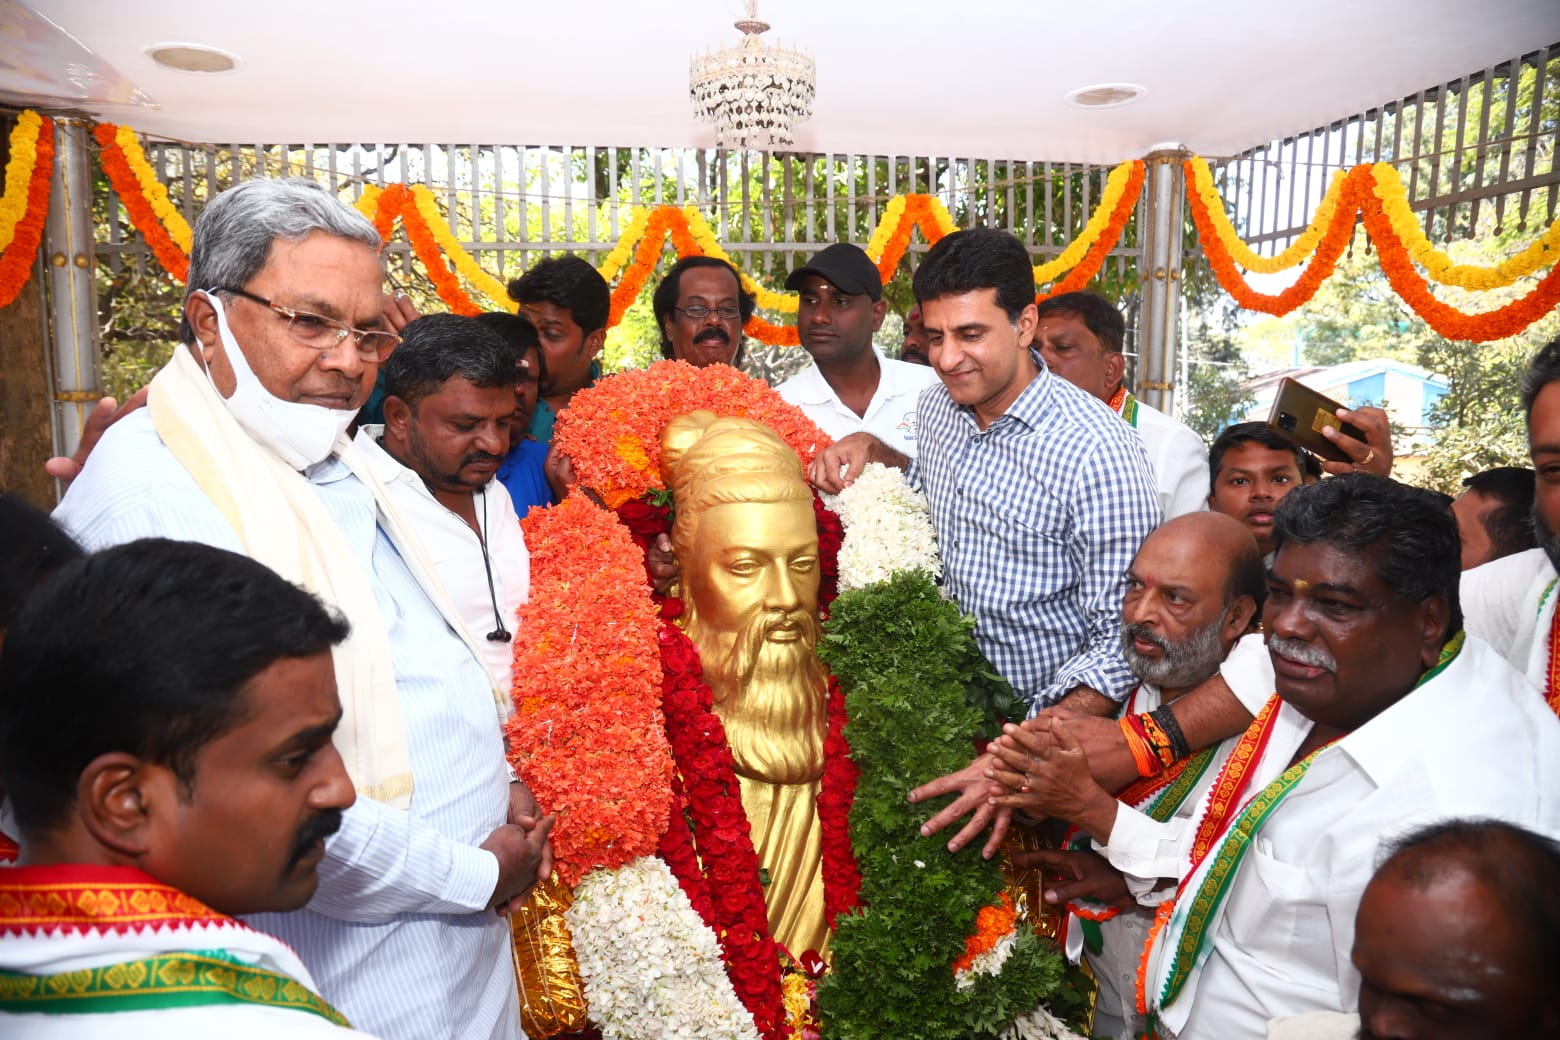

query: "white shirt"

left=54, top=409, right=520, bottom=1040
left=1139, top=636, right=1560, bottom=1038
left=1127, top=398, right=1209, bottom=520
left=356, top=427, right=529, bottom=690
left=1071, top=681, right=1238, bottom=1040
left=1461, top=546, right=1556, bottom=688
left=777, top=350, right=937, bottom=458
left=0, top=895, right=375, bottom=1038
left=1099, top=690, right=1241, bottom=900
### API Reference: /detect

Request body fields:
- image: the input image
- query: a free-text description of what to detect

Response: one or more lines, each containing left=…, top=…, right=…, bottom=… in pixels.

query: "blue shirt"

left=910, top=350, right=1160, bottom=710
left=497, top=436, right=555, bottom=515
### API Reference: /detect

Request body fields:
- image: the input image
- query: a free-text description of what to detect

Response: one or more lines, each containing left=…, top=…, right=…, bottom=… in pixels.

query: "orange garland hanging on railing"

left=1358, top=166, right=1560, bottom=343
left=1037, top=159, right=1146, bottom=303
left=1187, top=159, right=1560, bottom=342
left=1185, top=161, right=1366, bottom=317
left=0, top=112, right=55, bottom=308
left=31, top=117, right=1560, bottom=346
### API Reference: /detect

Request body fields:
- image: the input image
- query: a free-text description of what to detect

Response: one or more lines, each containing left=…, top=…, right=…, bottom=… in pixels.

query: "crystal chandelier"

left=689, top=2, right=815, bottom=149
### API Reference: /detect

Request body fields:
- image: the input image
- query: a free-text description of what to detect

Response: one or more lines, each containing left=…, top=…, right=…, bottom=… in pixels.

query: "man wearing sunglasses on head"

left=53, top=178, right=546, bottom=1040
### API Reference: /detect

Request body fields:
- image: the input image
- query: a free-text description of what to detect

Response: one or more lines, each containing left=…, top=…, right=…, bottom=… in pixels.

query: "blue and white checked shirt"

left=54, top=408, right=520, bottom=1040
left=910, top=351, right=1160, bottom=710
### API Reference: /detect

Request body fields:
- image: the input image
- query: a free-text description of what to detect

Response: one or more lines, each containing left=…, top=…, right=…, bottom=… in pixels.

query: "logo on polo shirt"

left=896, top=411, right=918, bottom=443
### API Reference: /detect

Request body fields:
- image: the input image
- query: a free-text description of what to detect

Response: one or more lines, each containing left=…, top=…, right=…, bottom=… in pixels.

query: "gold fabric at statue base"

left=510, top=874, right=588, bottom=1038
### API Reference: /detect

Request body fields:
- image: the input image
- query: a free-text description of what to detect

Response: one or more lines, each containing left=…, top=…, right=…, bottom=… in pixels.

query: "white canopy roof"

left=8, top=0, right=1560, bottom=162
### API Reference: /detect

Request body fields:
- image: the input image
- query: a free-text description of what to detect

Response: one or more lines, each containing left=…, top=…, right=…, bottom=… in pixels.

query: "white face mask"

left=197, top=291, right=357, bottom=470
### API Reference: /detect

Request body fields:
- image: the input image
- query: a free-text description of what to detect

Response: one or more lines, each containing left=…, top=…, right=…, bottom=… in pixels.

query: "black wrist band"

left=1149, top=704, right=1193, bottom=762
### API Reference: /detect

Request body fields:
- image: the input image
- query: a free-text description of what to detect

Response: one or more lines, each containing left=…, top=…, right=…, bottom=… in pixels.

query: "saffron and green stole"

left=1141, top=632, right=1465, bottom=1014
left=1108, top=384, right=1140, bottom=428
left=0, top=865, right=350, bottom=1027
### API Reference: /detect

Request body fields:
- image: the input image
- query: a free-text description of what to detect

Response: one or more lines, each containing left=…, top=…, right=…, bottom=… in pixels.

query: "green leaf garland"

left=816, top=570, right=1089, bottom=1039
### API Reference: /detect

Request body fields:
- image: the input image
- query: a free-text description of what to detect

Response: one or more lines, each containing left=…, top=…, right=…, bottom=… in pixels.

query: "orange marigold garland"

left=1185, top=160, right=1364, bottom=315
left=553, top=360, right=832, bottom=509
left=94, top=123, right=188, bottom=283
left=607, top=208, right=675, bottom=327
left=1037, top=160, right=1146, bottom=303
left=1359, top=166, right=1560, bottom=342
left=506, top=494, right=673, bottom=886
left=395, top=187, right=482, bottom=316
left=951, top=893, right=1019, bottom=975
left=0, top=114, right=54, bottom=307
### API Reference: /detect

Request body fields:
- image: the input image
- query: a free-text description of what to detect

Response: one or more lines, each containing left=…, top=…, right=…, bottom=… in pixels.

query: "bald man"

left=984, top=513, right=1265, bottom=1040
left=1269, top=818, right=1560, bottom=1039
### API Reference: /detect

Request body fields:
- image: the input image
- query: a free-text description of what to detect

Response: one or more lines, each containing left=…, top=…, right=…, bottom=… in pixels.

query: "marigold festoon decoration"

left=0, top=110, right=55, bottom=308
left=13, top=115, right=1553, bottom=345
left=94, top=122, right=188, bottom=283
left=1186, top=157, right=1560, bottom=342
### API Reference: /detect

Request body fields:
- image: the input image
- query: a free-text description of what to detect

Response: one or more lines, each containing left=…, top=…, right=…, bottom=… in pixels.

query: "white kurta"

left=355, top=427, right=529, bottom=691
left=1127, top=399, right=1209, bottom=521
left=1137, top=636, right=1560, bottom=1038
left=54, top=409, right=520, bottom=1040
left=776, top=350, right=937, bottom=458
left=1066, top=682, right=1238, bottom=1040
left=1460, top=546, right=1557, bottom=688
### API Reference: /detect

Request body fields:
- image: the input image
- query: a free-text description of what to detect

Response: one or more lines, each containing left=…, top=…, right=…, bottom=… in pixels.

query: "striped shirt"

left=910, top=351, right=1160, bottom=709
left=54, top=409, right=520, bottom=1040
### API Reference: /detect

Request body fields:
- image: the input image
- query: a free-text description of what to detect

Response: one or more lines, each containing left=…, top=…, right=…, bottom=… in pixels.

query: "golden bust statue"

left=660, top=411, right=829, bottom=955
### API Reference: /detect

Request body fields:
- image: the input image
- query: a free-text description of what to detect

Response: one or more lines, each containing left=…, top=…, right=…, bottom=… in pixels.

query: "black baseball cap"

left=784, top=243, right=883, bottom=301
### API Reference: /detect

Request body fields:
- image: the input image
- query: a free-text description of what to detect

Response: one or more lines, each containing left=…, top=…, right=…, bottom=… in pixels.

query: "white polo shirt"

left=777, top=350, right=938, bottom=457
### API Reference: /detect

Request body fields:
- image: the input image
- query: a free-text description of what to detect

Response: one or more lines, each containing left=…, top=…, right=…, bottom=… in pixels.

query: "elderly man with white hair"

left=54, top=178, right=549, bottom=1040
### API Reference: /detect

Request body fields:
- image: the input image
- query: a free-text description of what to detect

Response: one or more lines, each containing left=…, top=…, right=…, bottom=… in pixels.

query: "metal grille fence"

left=98, top=145, right=1142, bottom=294
left=1209, top=43, right=1559, bottom=252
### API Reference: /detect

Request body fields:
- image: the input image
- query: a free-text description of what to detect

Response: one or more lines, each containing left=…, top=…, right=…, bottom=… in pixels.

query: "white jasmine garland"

left=1000, top=1004, right=1089, bottom=1040
left=825, top=462, right=942, bottom=592
left=952, top=929, right=1018, bottom=992
left=566, top=856, right=761, bottom=1040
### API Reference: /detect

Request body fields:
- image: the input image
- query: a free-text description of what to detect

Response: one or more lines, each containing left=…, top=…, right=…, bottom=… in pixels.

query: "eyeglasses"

left=216, top=287, right=401, bottom=361
left=674, top=304, right=743, bottom=322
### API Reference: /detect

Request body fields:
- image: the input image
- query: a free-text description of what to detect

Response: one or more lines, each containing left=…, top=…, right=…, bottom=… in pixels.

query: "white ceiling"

left=6, top=0, right=1560, bottom=163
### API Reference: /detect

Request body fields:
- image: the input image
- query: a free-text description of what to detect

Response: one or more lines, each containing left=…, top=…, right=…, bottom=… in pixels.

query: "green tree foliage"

left=1216, top=56, right=1558, bottom=488
left=1180, top=303, right=1255, bottom=443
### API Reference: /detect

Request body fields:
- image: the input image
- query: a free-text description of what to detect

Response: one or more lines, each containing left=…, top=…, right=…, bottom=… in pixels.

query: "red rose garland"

left=818, top=674, right=861, bottom=929
left=812, top=494, right=844, bottom=615
left=613, top=490, right=859, bottom=1036
left=657, top=620, right=786, bottom=1039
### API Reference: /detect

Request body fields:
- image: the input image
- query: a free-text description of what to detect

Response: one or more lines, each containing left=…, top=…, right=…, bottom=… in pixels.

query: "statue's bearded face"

left=680, top=499, right=822, bottom=681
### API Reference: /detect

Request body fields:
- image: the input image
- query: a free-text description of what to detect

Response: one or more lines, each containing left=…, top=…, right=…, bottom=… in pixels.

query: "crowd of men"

left=1, top=175, right=1557, bottom=1040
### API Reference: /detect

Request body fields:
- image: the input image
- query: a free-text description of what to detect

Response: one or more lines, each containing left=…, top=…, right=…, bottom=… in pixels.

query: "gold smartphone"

left=1266, top=377, right=1367, bottom=463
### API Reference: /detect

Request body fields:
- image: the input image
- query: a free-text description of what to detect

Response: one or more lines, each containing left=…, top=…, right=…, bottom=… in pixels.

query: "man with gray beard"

left=997, top=476, right=1560, bottom=1038
left=982, top=512, right=1263, bottom=1040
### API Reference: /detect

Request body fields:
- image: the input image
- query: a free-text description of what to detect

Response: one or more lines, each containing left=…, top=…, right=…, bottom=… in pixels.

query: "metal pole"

left=1137, top=149, right=1186, bottom=416
left=44, top=116, right=101, bottom=464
